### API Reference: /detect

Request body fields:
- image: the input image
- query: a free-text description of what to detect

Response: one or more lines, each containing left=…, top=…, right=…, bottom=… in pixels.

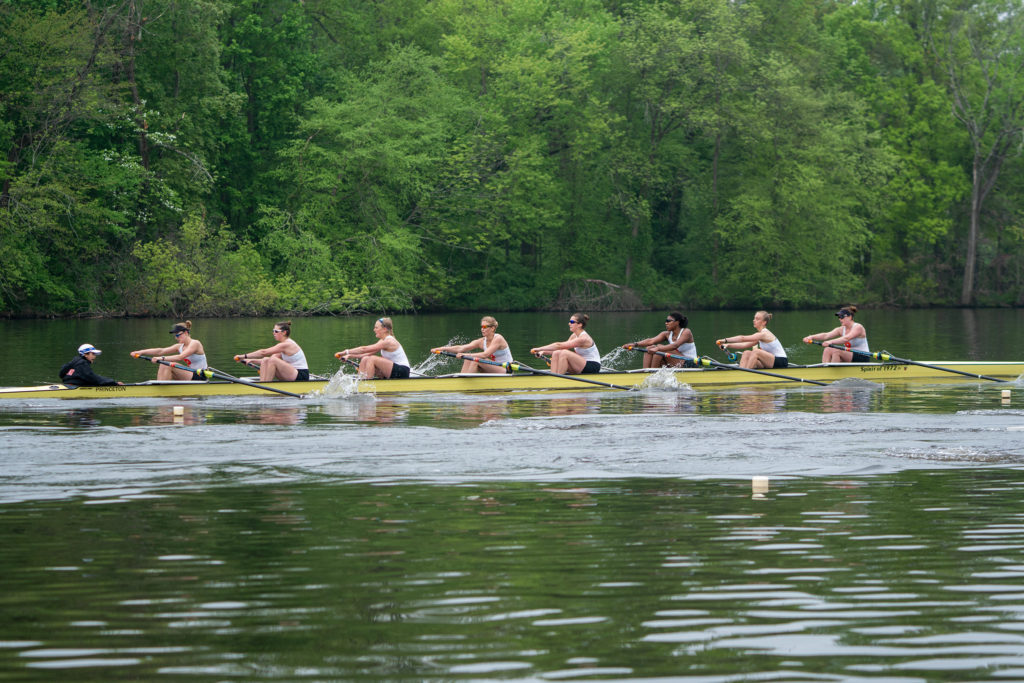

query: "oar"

left=433, top=349, right=517, bottom=372
left=623, top=344, right=696, bottom=365
left=433, top=350, right=633, bottom=391
left=695, top=355, right=829, bottom=386
left=132, top=353, right=303, bottom=397
left=808, top=340, right=1007, bottom=383
left=333, top=353, right=363, bottom=372
left=232, top=356, right=263, bottom=373
left=209, top=365, right=244, bottom=379
left=334, top=352, right=429, bottom=377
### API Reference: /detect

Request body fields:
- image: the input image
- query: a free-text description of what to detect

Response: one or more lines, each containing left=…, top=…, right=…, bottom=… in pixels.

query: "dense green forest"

left=1, top=0, right=1022, bottom=316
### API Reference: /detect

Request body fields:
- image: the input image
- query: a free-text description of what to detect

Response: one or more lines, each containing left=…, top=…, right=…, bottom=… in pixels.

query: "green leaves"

left=3, top=0, right=1024, bottom=315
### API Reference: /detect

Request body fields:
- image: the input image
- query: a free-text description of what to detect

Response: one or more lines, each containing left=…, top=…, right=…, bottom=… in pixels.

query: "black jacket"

left=59, top=355, right=118, bottom=386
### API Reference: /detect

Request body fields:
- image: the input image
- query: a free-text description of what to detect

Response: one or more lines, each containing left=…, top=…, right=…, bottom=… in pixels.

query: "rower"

left=716, top=311, right=788, bottom=369
left=234, top=321, right=311, bottom=381
left=335, top=317, right=411, bottom=379
left=59, top=343, right=124, bottom=387
left=431, top=316, right=515, bottom=374
left=130, top=321, right=209, bottom=381
left=623, top=312, right=697, bottom=368
left=531, top=313, right=602, bottom=375
left=802, top=306, right=869, bottom=362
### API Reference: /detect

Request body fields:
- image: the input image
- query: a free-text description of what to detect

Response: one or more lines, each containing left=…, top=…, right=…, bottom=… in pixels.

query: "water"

left=2, top=310, right=1024, bottom=680
left=4, top=473, right=1024, bottom=680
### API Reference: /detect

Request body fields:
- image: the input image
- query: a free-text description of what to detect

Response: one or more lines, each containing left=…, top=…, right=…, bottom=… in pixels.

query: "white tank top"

left=574, top=336, right=601, bottom=363
left=668, top=330, right=697, bottom=358
left=491, top=344, right=513, bottom=364
left=380, top=336, right=410, bottom=367
left=282, top=343, right=308, bottom=370
left=848, top=334, right=869, bottom=354
left=180, top=343, right=208, bottom=370
left=758, top=336, right=787, bottom=358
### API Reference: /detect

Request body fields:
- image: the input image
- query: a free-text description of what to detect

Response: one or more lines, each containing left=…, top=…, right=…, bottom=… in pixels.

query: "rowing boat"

left=2, top=361, right=1022, bottom=399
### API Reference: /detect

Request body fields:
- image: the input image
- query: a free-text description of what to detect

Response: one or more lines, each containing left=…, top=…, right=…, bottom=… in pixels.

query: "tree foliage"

left=2, top=0, right=1023, bottom=315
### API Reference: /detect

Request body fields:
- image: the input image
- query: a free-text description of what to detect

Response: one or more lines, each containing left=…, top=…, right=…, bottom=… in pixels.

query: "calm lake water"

left=2, top=310, right=1024, bottom=680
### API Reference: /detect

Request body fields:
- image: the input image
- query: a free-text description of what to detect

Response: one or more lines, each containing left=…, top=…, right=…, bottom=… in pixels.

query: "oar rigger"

left=433, top=349, right=634, bottom=391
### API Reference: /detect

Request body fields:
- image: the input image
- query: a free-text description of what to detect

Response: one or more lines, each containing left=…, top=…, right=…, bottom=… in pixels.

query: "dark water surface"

left=4, top=473, right=1024, bottom=681
left=2, top=311, right=1024, bottom=680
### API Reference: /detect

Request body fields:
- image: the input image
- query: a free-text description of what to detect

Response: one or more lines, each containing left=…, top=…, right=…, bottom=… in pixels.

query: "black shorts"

left=772, top=357, right=788, bottom=369
left=389, top=364, right=411, bottom=379
left=581, top=361, right=601, bottom=374
left=191, top=372, right=207, bottom=381
left=295, top=368, right=310, bottom=381
left=849, top=354, right=869, bottom=363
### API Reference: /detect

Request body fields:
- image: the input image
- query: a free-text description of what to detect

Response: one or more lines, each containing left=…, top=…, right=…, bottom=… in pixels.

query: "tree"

left=822, top=1, right=969, bottom=304
left=277, top=45, right=475, bottom=309
left=0, top=3, right=131, bottom=312
left=612, top=0, right=754, bottom=294
left=934, top=0, right=1024, bottom=304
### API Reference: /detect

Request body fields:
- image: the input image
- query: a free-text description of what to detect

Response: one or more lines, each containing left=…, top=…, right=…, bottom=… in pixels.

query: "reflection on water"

left=3, top=472, right=1024, bottom=680
left=3, top=373, right=1024, bottom=680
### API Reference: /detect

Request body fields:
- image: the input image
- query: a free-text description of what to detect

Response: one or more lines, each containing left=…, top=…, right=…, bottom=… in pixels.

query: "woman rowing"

left=624, top=311, right=697, bottom=368
left=530, top=313, right=602, bottom=375
left=336, top=317, right=411, bottom=379
left=716, top=311, right=788, bottom=369
left=234, top=320, right=311, bottom=381
left=802, top=305, right=869, bottom=362
left=431, top=316, right=514, bottom=373
left=130, top=321, right=208, bottom=380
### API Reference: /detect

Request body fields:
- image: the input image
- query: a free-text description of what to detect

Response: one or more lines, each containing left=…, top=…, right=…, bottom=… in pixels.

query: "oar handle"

left=132, top=353, right=212, bottom=379
left=625, top=345, right=696, bottom=364
left=232, top=355, right=265, bottom=372
left=809, top=340, right=890, bottom=361
left=331, top=353, right=362, bottom=372
left=434, top=349, right=511, bottom=370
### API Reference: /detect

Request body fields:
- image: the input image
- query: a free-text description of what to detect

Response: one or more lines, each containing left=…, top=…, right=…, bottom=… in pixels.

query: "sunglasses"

left=173, top=331, right=185, bottom=337
left=273, top=329, right=284, bottom=333
left=665, top=318, right=675, bottom=323
left=569, top=319, right=579, bottom=325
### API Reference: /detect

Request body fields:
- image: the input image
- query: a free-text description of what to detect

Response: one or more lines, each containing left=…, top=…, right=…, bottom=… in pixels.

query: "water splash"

left=638, top=368, right=694, bottom=392
left=308, top=369, right=363, bottom=398
left=413, top=335, right=470, bottom=376
left=601, top=345, right=636, bottom=370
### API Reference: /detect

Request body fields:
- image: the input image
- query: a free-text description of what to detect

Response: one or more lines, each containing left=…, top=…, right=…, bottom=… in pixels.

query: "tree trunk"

left=960, top=161, right=981, bottom=305
left=125, top=0, right=149, bottom=171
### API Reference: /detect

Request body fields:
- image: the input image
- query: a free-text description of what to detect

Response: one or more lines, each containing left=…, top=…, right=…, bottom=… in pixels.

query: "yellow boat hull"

left=1, top=361, right=1022, bottom=399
